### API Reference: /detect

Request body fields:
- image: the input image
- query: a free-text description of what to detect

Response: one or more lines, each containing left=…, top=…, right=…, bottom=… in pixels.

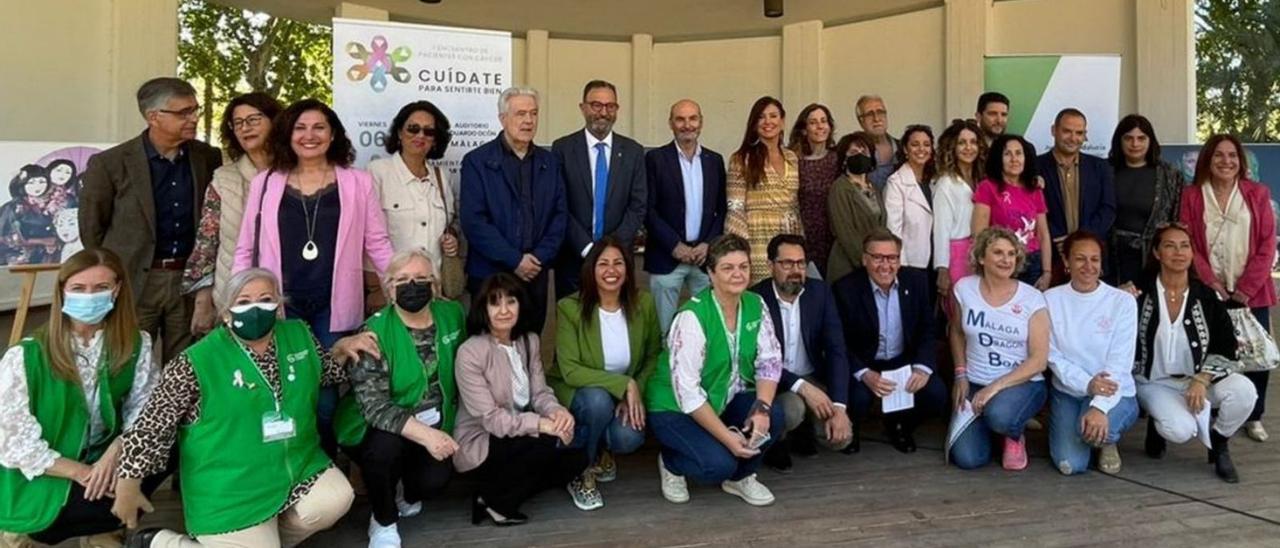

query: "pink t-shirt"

left=973, top=178, right=1047, bottom=253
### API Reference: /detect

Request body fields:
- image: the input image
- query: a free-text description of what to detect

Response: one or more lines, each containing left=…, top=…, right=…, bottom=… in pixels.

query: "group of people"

left=0, top=75, right=1274, bottom=548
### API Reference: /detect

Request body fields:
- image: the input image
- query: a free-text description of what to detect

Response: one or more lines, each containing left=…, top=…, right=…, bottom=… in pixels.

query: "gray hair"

left=855, top=94, right=884, bottom=116
left=382, top=247, right=436, bottom=293
left=136, top=77, right=197, bottom=117
left=216, top=268, right=281, bottom=317
left=498, top=86, right=540, bottom=115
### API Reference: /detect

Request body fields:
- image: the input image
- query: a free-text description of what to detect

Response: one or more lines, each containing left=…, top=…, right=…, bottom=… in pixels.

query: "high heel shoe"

left=471, top=496, right=528, bottom=526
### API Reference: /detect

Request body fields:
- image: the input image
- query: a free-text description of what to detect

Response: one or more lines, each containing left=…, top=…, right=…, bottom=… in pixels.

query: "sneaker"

left=567, top=473, right=604, bottom=511
left=1025, top=417, right=1044, bottom=431
left=596, top=450, right=618, bottom=482
left=394, top=483, right=422, bottom=518
left=80, top=530, right=124, bottom=548
left=1002, top=436, right=1028, bottom=471
left=367, top=518, right=402, bottom=548
left=1245, top=421, right=1269, bottom=442
left=1098, top=444, right=1122, bottom=475
left=720, top=474, right=775, bottom=506
left=657, top=455, right=689, bottom=503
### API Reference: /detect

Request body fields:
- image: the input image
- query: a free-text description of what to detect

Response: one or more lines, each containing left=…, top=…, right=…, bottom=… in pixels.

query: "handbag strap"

left=251, top=169, right=273, bottom=268
left=431, top=164, right=455, bottom=225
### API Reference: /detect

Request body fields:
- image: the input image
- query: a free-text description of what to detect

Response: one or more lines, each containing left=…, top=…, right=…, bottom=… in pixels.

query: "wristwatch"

left=751, top=399, right=772, bottom=415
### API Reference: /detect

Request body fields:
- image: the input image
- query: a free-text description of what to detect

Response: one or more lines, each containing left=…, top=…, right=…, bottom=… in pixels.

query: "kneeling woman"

left=948, top=227, right=1050, bottom=470
left=453, top=273, right=588, bottom=525
left=1044, top=231, right=1139, bottom=475
left=334, top=248, right=465, bottom=547
left=1135, top=223, right=1253, bottom=483
left=0, top=249, right=161, bottom=547
left=646, top=234, right=786, bottom=507
left=548, top=236, right=661, bottom=510
left=113, top=268, right=379, bottom=547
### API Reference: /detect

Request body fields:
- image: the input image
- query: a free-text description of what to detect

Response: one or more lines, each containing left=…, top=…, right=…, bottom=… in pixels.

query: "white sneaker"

left=721, top=474, right=775, bottom=506
left=395, top=483, right=422, bottom=517
left=658, top=455, right=689, bottom=503
left=367, top=517, right=402, bottom=548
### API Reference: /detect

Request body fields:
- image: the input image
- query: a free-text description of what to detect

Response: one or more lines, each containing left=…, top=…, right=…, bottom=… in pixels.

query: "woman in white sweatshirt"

left=1043, top=231, right=1138, bottom=476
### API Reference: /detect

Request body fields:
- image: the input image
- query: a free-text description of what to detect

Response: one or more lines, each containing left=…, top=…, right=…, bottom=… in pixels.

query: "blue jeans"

left=649, top=392, right=785, bottom=484
left=570, top=387, right=647, bottom=465
left=950, top=380, right=1047, bottom=470
left=1048, top=386, right=1138, bottom=475
left=286, top=291, right=351, bottom=458
left=649, top=264, right=711, bottom=336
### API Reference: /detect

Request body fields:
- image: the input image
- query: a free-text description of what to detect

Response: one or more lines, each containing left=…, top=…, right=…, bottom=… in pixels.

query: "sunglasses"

left=403, top=124, right=439, bottom=138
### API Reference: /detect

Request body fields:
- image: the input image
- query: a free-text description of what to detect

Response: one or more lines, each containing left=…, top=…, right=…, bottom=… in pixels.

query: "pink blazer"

left=232, top=166, right=395, bottom=332
left=1178, top=179, right=1277, bottom=308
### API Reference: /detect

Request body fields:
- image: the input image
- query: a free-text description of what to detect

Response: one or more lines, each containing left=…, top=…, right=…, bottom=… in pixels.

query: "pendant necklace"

left=300, top=185, right=320, bottom=261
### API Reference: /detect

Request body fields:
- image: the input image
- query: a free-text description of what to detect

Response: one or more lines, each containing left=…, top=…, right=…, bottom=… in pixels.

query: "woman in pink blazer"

left=1178, top=134, right=1276, bottom=442
left=232, top=99, right=394, bottom=455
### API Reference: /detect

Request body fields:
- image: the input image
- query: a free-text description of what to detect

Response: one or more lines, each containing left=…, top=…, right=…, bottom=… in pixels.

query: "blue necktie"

left=593, top=142, right=609, bottom=240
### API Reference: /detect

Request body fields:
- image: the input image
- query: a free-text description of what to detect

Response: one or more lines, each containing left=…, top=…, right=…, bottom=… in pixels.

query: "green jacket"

left=547, top=292, right=662, bottom=405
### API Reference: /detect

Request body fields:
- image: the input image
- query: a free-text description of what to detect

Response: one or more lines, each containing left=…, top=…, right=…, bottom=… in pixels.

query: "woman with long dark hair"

left=1106, top=114, right=1184, bottom=286
left=787, top=103, right=841, bottom=276
left=725, top=96, right=801, bottom=282
left=932, top=119, right=986, bottom=307
left=883, top=125, right=936, bottom=275
left=971, top=135, right=1052, bottom=289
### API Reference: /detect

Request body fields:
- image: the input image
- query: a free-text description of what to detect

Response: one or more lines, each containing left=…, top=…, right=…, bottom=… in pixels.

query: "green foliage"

left=178, top=0, right=332, bottom=142
left=1196, top=0, right=1280, bottom=142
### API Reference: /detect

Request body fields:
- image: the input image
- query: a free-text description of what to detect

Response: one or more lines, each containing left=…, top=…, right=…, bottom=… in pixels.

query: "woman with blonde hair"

left=0, top=249, right=161, bottom=547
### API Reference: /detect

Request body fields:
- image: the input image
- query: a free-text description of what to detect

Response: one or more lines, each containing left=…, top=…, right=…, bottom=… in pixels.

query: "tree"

left=178, top=0, right=332, bottom=142
left=1196, top=0, right=1280, bottom=142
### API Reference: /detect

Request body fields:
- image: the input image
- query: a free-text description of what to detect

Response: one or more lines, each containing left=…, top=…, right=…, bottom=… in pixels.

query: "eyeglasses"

left=864, top=253, right=901, bottom=264
left=585, top=101, right=620, bottom=113
left=228, top=113, right=267, bottom=131
left=403, top=124, right=439, bottom=138
left=771, top=259, right=806, bottom=271
left=158, top=105, right=202, bottom=120
left=858, top=109, right=887, bottom=120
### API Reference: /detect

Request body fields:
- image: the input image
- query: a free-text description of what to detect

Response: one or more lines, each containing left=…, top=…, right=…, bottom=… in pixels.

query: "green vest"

left=334, top=301, right=465, bottom=446
left=0, top=333, right=140, bottom=534
left=645, top=289, right=763, bottom=414
left=178, top=320, right=330, bottom=536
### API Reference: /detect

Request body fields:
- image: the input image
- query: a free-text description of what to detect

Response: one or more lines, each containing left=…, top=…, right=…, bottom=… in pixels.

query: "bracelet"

left=1191, top=376, right=1211, bottom=388
left=751, top=399, right=772, bottom=415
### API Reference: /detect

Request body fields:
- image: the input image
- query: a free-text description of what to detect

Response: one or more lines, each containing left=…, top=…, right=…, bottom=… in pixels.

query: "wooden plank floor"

left=120, top=377, right=1280, bottom=548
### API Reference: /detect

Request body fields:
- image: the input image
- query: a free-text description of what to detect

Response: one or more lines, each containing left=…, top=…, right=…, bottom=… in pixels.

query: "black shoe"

left=888, top=423, right=917, bottom=454
left=841, top=419, right=862, bottom=454
left=126, top=528, right=162, bottom=548
left=1209, top=431, right=1239, bottom=483
left=471, top=496, right=528, bottom=526
left=790, top=422, right=819, bottom=456
left=1145, top=419, right=1167, bottom=459
left=763, top=439, right=794, bottom=473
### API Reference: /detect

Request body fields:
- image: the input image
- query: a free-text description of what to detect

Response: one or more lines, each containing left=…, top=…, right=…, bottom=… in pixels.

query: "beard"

left=776, top=278, right=804, bottom=296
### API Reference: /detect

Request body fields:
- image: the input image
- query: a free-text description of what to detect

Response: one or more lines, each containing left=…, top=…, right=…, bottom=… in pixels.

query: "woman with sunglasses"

left=367, top=101, right=462, bottom=303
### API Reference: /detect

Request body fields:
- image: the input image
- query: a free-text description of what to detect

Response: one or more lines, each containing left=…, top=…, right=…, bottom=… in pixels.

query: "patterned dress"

left=797, top=152, right=842, bottom=275
left=726, top=149, right=802, bottom=282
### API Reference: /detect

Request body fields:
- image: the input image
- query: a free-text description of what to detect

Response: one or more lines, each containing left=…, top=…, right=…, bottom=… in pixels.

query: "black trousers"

left=28, top=472, right=168, bottom=545
left=343, top=428, right=452, bottom=526
left=469, top=434, right=588, bottom=516
left=849, top=358, right=948, bottom=434
left=468, top=269, right=551, bottom=334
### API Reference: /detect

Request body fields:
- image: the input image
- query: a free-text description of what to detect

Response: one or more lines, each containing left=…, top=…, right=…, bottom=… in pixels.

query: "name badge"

left=414, top=407, right=441, bottom=427
left=262, top=410, right=297, bottom=442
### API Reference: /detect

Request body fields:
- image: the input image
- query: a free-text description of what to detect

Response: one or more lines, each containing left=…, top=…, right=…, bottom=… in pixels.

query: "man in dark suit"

left=752, top=235, right=853, bottom=471
left=832, top=229, right=946, bottom=453
left=551, top=80, right=647, bottom=297
left=1036, top=108, right=1115, bottom=282
left=461, top=85, right=566, bottom=334
left=645, top=99, right=726, bottom=334
left=80, top=77, right=222, bottom=364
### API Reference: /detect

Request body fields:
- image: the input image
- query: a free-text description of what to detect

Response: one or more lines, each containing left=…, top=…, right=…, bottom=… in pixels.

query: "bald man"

left=644, top=100, right=728, bottom=333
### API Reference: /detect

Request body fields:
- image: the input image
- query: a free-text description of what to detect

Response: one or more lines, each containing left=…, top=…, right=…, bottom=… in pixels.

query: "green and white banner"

left=984, top=55, right=1121, bottom=156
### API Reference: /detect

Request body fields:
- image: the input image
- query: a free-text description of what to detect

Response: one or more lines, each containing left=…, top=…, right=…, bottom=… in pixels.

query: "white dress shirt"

left=677, top=144, right=705, bottom=241
left=931, top=173, right=973, bottom=269
left=773, top=283, right=813, bottom=385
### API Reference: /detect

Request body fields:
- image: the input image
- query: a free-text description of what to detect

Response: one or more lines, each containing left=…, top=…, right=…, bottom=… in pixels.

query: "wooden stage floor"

left=127, top=401, right=1280, bottom=548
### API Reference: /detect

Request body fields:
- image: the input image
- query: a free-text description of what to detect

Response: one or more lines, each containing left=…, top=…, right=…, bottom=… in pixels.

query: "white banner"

left=332, top=18, right=512, bottom=175
left=985, top=55, right=1122, bottom=156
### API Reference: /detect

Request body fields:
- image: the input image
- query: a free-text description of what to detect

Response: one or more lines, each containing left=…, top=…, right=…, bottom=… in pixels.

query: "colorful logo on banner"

left=344, top=35, right=412, bottom=93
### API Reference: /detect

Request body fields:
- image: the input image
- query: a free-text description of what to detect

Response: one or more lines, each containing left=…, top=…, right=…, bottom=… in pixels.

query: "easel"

left=7, top=263, right=60, bottom=346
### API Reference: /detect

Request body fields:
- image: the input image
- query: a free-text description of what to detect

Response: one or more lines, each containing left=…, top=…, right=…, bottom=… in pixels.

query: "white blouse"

left=367, top=152, right=455, bottom=275
left=0, top=331, right=158, bottom=479
left=931, top=173, right=973, bottom=269
left=1150, top=278, right=1195, bottom=383
left=883, top=164, right=933, bottom=268
left=499, top=343, right=531, bottom=410
left=1202, top=183, right=1251, bottom=292
left=598, top=307, right=632, bottom=374
left=666, top=296, right=785, bottom=414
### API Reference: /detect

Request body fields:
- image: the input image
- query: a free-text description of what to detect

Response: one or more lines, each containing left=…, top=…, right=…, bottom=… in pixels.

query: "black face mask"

left=395, top=280, right=433, bottom=313
left=846, top=154, right=876, bottom=175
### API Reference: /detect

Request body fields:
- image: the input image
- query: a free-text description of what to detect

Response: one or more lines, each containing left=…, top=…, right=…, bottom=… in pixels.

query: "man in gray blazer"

left=551, top=80, right=647, bottom=297
left=79, top=77, right=222, bottom=364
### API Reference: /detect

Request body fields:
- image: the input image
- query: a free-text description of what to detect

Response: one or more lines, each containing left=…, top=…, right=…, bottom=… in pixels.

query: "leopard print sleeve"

left=315, top=331, right=350, bottom=387
left=118, top=353, right=201, bottom=479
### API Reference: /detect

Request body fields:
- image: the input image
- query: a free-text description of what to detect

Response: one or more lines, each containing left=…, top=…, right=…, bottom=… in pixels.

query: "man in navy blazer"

left=752, top=235, right=853, bottom=471
left=645, top=99, right=727, bottom=333
left=1036, top=108, right=1115, bottom=279
left=832, top=230, right=946, bottom=453
left=461, top=86, right=566, bottom=333
left=551, top=80, right=648, bottom=297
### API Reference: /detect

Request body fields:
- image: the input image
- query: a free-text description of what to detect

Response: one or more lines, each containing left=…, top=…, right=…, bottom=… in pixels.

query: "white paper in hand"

left=945, top=400, right=979, bottom=464
left=1195, top=399, right=1212, bottom=449
left=881, top=365, right=915, bottom=413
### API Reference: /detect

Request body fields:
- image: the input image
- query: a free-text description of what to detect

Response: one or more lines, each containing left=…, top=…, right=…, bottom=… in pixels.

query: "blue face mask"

left=62, top=290, right=116, bottom=324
